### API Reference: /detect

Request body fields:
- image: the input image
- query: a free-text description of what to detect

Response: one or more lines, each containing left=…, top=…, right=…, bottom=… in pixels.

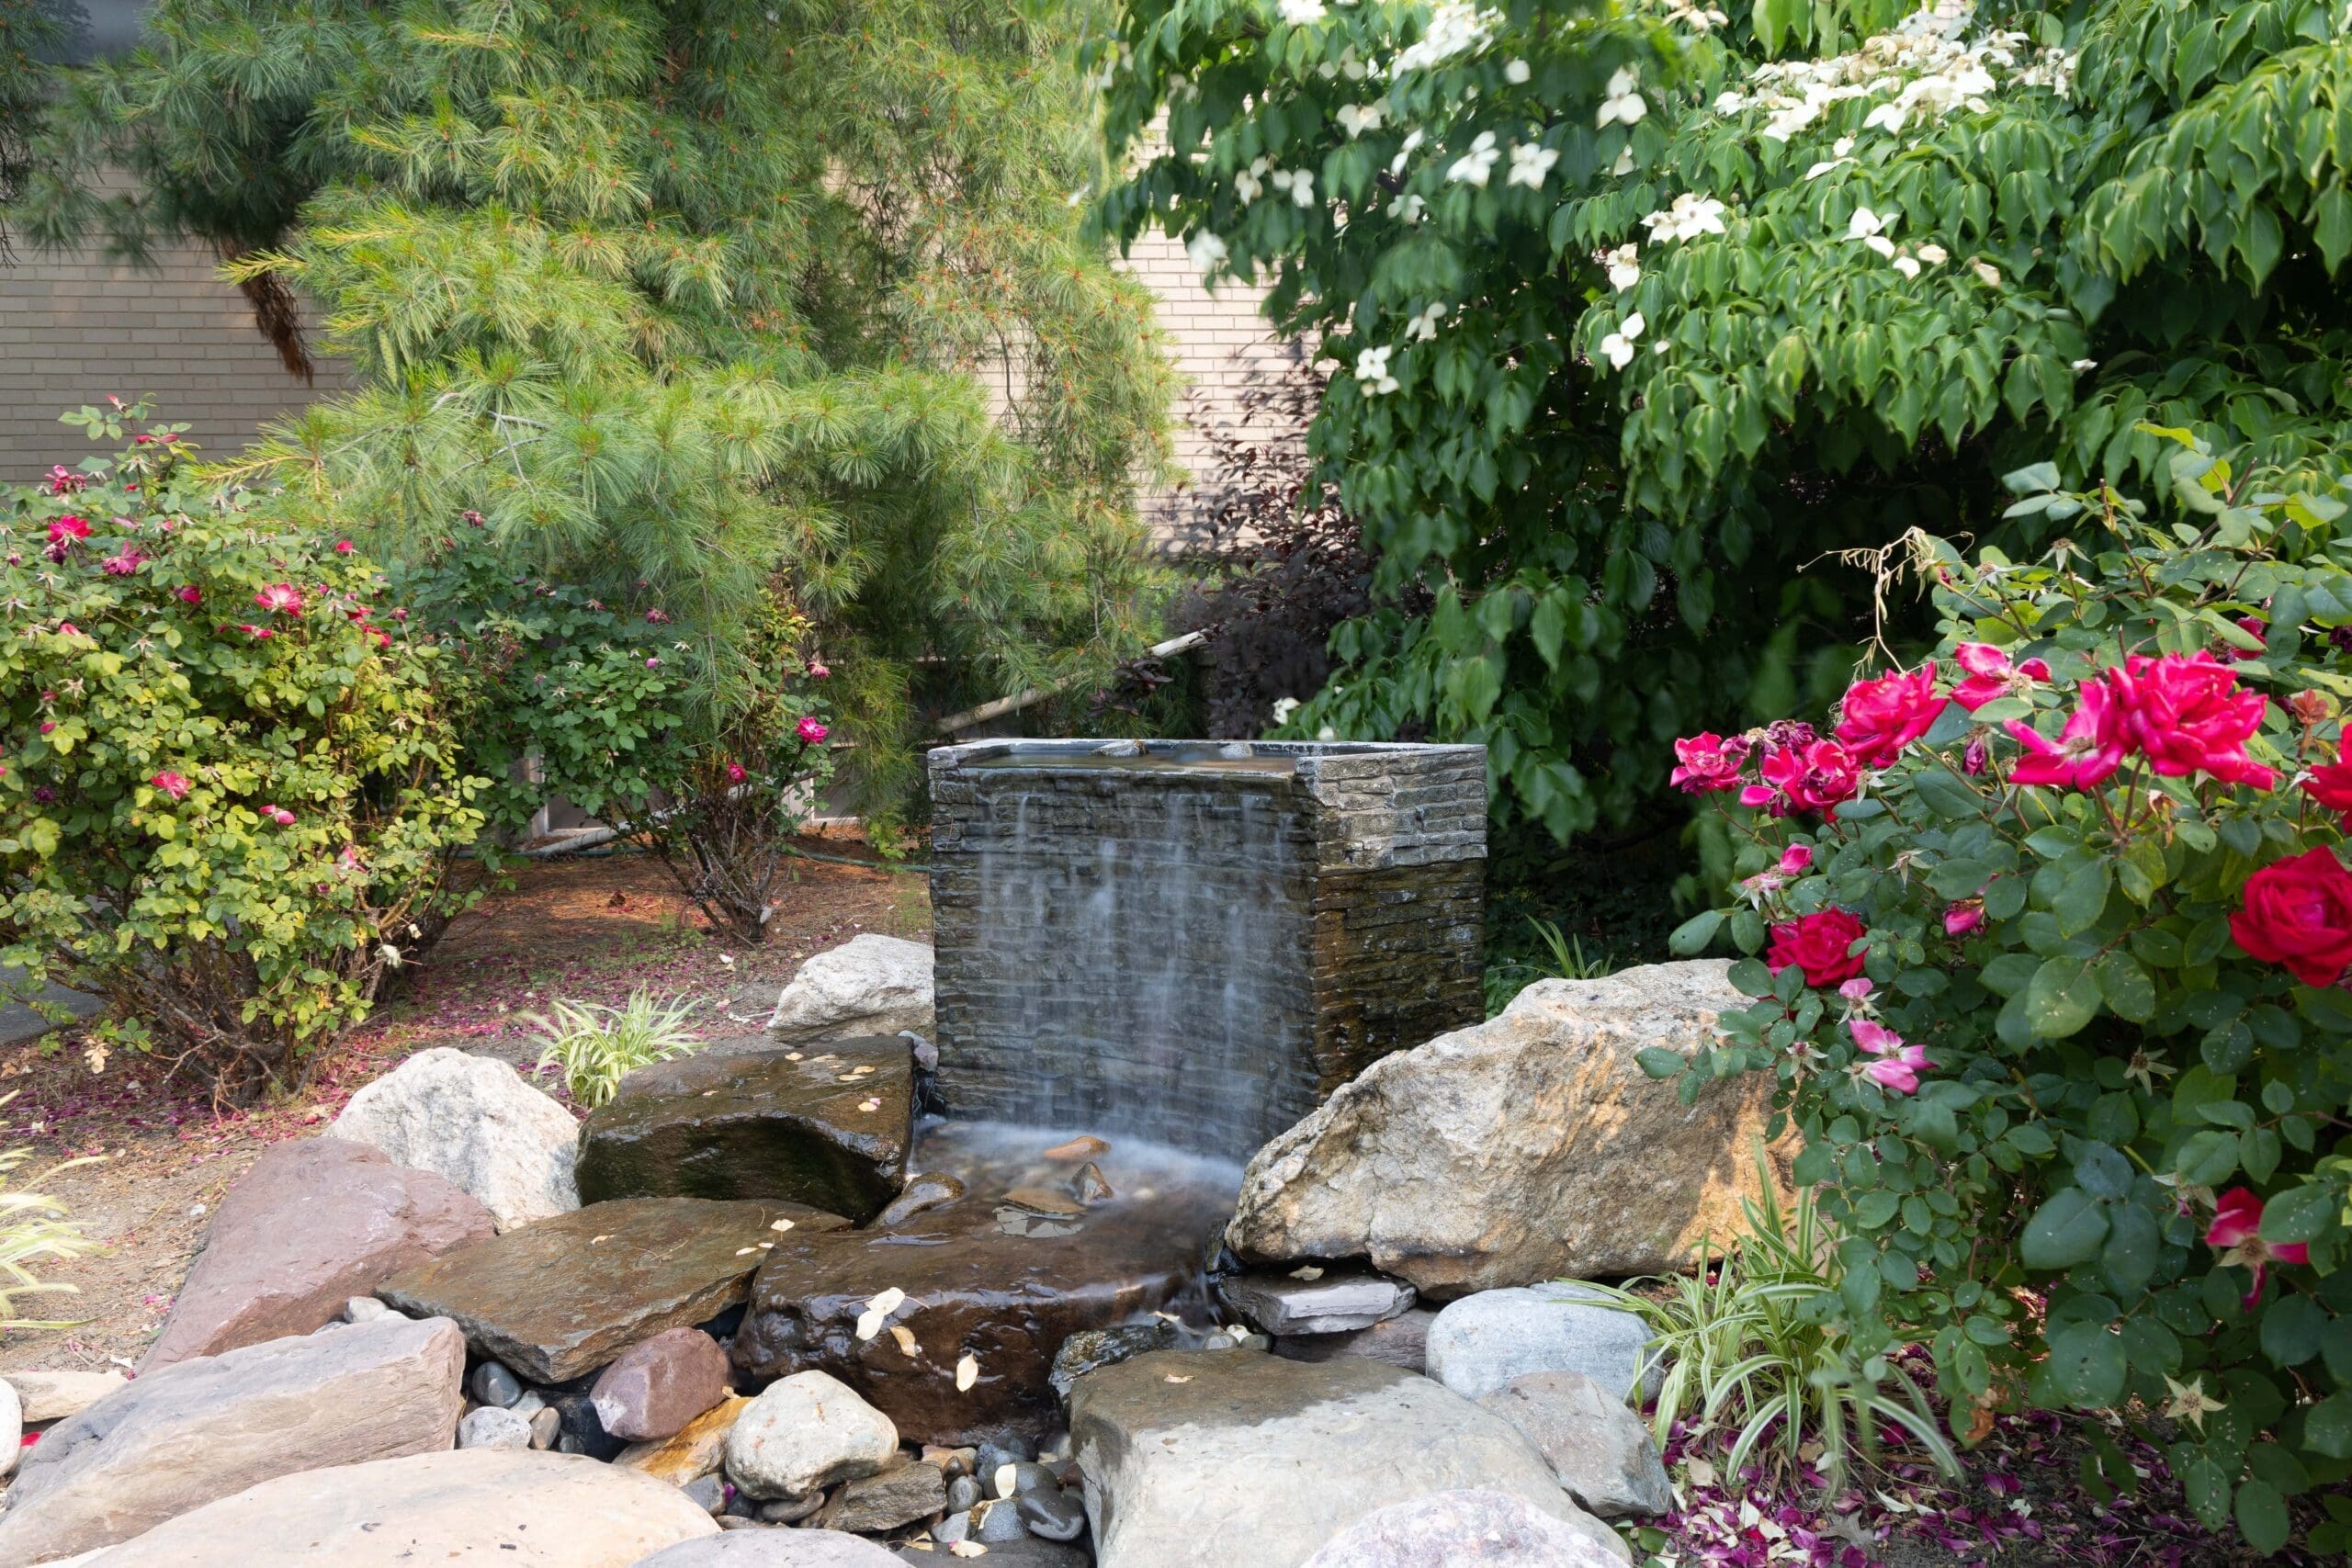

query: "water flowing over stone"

left=734, top=1122, right=1234, bottom=1443
left=1227, top=962, right=1787, bottom=1295
left=378, top=1197, right=849, bottom=1382
left=575, top=1038, right=914, bottom=1224
left=928, top=740, right=1485, bottom=1161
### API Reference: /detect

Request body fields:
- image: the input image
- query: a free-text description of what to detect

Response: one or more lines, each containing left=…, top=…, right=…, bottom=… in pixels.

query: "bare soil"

left=0, top=837, right=930, bottom=1372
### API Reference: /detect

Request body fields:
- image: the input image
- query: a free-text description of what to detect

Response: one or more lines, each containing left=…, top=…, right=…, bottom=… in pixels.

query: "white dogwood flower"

left=1611, top=144, right=1636, bottom=175
left=1507, top=141, right=1559, bottom=188
left=1389, top=192, right=1428, bottom=222
left=1235, top=158, right=1268, bottom=204
left=1602, top=243, right=1641, bottom=291
left=1337, top=102, right=1385, bottom=138
left=1392, top=1, right=1499, bottom=74
left=1404, top=301, right=1448, bottom=341
left=1447, top=130, right=1501, bottom=186
left=1598, top=67, right=1647, bottom=127
left=1972, top=259, right=2002, bottom=287
left=1185, top=230, right=1229, bottom=278
left=1355, top=344, right=1400, bottom=394
left=1390, top=127, right=1425, bottom=175
left=1917, top=242, right=1949, bottom=264
left=1891, top=253, right=1921, bottom=277
left=1847, top=205, right=1887, bottom=240
left=1641, top=192, right=1728, bottom=242
left=1278, top=0, right=1328, bottom=24
left=1804, top=158, right=1850, bottom=180
left=1504, top=57, right=1531, bottom=84
left=1599, top=310, right=1645, bottom=370
left=1269, top=167, right=1317, bottom=207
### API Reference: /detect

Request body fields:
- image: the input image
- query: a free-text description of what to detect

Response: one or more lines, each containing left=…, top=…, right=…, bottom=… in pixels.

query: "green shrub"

left=1653, top=433, right=2352, bottom=1552
left=529, top=990, right=704, bottom=1108
left=0, top=401, right=488, bottom=1093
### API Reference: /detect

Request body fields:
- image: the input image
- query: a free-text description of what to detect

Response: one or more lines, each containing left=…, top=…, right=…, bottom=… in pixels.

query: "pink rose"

left=2007, top=682, right=2126, bottom=791
left=2102, top=651, right=2275, bottom=788
left=1944, top=898, right=1985, bottom=937
left=1835, top=662, right=1942, bottom=766
left=725, top=761, right=750, bottom=784
left=1778, top=843, right=1813, bottom=874
left=1951, top=643, right=2051, bottom=711
left=797, top=716, right=830, bottom=746
left=253, top=582, right=305, bottom=615
left=2205, top=1186, right=2308, bottom=1305
left=1861, top=1044, right=1930, bottom=1095
left=2231, top=846, right=2352, bottom=986
left=1670, top=731, right=1749, bottom=795
left=176, top=586, right=203, bottom=605
left=151, top=771, right=190, bottom=800
left=1741, top=739, right=1860, bottom=817
left=334, top=540, right=356, bottom=554
left=1766, top=908, right=1867, bottom=987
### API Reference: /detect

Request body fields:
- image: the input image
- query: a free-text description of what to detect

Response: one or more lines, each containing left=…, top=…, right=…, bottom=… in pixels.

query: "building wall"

left=0, top=236, right=349, bottom=482
left=0, top=225, right=1285, bottom=538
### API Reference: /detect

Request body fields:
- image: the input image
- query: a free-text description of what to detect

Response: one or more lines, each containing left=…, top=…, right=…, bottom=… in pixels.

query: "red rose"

left=2102, top=651, right=2276, bottom=789
left=1670, top=731, right=1749, bottom=795
left=1835, top=662, right=1942, bottom=766
left=2232, top=847, right=2352, bottom=987
left=2303, top=761, right=2352, bottom=816
left=1741, top=739, right=1860, bottom=817
left=1766, top=908, right=1868, bottom=988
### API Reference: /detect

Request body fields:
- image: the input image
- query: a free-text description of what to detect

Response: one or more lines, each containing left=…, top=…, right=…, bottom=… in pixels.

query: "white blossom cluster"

left=1391, top=1, right=1501, bottom=74
left=1642, top=192, right=1728, bottom=243
left=1711, top=1, right=2076, bottom=145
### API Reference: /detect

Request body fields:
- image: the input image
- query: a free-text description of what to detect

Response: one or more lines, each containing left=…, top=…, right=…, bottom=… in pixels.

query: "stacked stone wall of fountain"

left=927, top=739, right=1487, bottom=1160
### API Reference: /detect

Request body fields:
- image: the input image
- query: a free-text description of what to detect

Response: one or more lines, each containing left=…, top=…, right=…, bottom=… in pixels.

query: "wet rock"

left=594, top=1326, right=733, bottom=1442
left=725, top=1371, right=899, bottom=1499
left=947, top=1473, right=984, bottom=1511
left=1067, top=1349, right=1622, bottom=1568
left=735, top=1126, right=1231, bottom=1444
left=577, top=1040, right=915, bottom=1224
left=683, top=1472, right=729, bottom=1515
left=461, top=1404, right=535, bottom=1450
left=1048, top=1321, right=1182, bottom=1404
left=1041, top=1135, right=1109, bottom=1163
left=877, top=1174, right=965, bottom=1227
left=2, top=1368, right=124, bottom=1424
left=378, top=1197, right=848, bottom=1383
left=1477, top=1371, right=1673, bottom=1519
left=140, top=1137, right=495, bottom=1371
left=533, top=1404, right=564, bottom=1449
left=971, top=1496, right=1032, bottom=1543
left=1299, top=1487, right=1626, bottom=1568
left=760, top=1492, right=827, bottom=1523
left=1016, top=1485, right=1086, bottom=1541
left=636, top=1532, right=906, bottom=1566
left=72, top=1448, right=718, bottom=1565
left=618, top=1394, right=754, bottom=1483
left=0, top=1314, right=466, bottom=1562
left=768, top=935, right=935, bottom=1044
left=1273, top=1307, right=1436, bottom=1374
left=1426, top=1284, right=1658, bottom=1403
left=818, top=1461, right=947, bottom=1532
left=555, top=1391, right=632, bottom=1461
left=330, top=1047, right=583, bottom=1231
left=1228, top=963, right=1789, bottom=1296
left=473, top=1359, right=525, bottom=1406
left=1218, top=1269, right=1415, bottom=1336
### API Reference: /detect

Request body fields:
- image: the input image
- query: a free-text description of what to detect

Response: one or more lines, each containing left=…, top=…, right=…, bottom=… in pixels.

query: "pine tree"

left=15, top=0, right=1177, bottom=804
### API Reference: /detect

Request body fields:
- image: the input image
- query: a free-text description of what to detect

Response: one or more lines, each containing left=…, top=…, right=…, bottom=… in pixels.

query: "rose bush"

left=1, top=402, right=487, bottom=1091
left=1655, top=433, right=2352, bottom=1553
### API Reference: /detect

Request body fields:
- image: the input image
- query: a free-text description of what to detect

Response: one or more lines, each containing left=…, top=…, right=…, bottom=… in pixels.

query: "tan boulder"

left=615, top=1393, right=752, bottom=1483
left=72, top=1448, right=717, bottom=1565
left=1227, top=961, right=1788, bottom=1296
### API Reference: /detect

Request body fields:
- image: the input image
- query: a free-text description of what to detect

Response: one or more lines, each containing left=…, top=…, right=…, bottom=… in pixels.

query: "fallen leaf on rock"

left=858, top=1098, right=881, bottom=1111
left=1288, top=1265, right=1325, bottom=1280
left=890, top=1325, right=919, bottom=1357
left=770, top=1218, right=796, bottom=1233
left=785, top=1053, right=805, bottom=1062
left=956, top=1353, right=978, bottom=1391
left=949, top=1545, right=987, bottom=1559
left=591, top=1235, right=612, bottom=1245
left=995, top=1463, right=1017, bottom=1499
left=1164, top=1374, right=1192, bottom=1384
left=1041, top=1134, right=1109, bottom=1162
left=868, top=1286, right=907, bottom=1316
left=736, top=1247, right=758, bottom=1258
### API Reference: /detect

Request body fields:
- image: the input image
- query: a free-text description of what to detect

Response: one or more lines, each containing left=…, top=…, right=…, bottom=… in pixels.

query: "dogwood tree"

left=1093, top=0, right=2352, bottom=840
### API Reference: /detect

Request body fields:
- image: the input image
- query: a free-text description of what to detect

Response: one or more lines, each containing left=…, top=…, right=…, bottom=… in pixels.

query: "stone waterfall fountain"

left=926, top=739, right=1488, bottom=1161
left=729, top=738, right=1487, bottom=1443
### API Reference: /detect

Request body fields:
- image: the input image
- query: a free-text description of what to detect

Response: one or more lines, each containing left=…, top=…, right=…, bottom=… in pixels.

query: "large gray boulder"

left=330, top=1047, right=582, bottom=1230
left=141, top=1137, right=494, bottom=1371
left=1227, top=962, right=1787, bottom=1297
left=0, top=1314, right=465, bottom=1562
left=1477, top=1372, right=1673, bottom=1519
left=1300, top=1488, right=1625, bottom=1568
left=69, top=1448, right=717, bottom=1566
left=724, top=1371, right=899, bottom=1499
left=1426, top=1284, right=1659, bottom=1404
left=1067, top=1349, right=1625, bottom=1568
left=766, top=936, right=934, bottom=1043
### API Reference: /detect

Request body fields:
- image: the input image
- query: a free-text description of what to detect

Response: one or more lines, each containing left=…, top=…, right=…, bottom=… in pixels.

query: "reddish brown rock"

left=379, top=1198, right=850, bottom=1383
left=732, top=1124, right=1234, bottom=1444
left=141, top=1137, right=494, bottom=1371
left=590, top=1326, right=733, bottom=1442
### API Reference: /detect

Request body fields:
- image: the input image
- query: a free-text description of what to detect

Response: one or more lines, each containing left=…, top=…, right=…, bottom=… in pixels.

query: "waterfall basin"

left=731, top=1119, right=1239, bottom=1445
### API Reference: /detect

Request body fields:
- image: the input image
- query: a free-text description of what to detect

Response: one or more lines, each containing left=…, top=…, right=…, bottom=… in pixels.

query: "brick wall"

left=0, top=238, right=348, bottom=483
left=0, top=225, right=1285, bottom=542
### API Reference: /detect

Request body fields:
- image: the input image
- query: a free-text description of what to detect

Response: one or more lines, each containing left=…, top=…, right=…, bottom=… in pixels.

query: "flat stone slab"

left=0, top=1314, right=465, bottom=1563
left=1426, top=1283, right=1659, bottom=1404
left=1067, top=1349, right=1622, bottom=1568
left=639, top=1529, right=905, bottom=1566
left=379, top=1197, right=849, bottom=1383
left=1301, top=1488, right=1625, bottom=1568
left=1217, top=1268, right=1415, bottom=1336
left=733, top=1123, right=1233, bottom=1444
left=68, top=1448, right=717, bottom=1566
left=576, top=1039, right=914, bottom=1224
left=142, top=1136, right=493, bottom=1371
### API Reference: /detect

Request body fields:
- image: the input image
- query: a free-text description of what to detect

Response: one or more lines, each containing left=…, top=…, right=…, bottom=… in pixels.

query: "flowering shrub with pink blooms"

left=0, top=402, right=486, bottom=1093
left=1655, top=436, right=2352, bottom=1554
